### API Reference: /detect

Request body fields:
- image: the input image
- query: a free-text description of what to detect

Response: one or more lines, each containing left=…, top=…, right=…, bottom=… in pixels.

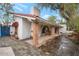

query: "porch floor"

left=24, top=34, right=60, bottom=47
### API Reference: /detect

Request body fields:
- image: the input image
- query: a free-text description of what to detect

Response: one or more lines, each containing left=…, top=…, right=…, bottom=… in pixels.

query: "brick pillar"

left=31, top=22, right=39, bottom=47
left=51, top=27, right=55, bottom=35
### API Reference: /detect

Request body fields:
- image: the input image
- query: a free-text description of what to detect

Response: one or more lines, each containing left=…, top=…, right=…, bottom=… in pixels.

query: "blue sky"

left=13, top=3, right=62, bottom=21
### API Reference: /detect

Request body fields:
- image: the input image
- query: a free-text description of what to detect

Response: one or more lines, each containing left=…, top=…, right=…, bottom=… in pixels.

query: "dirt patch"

left=39, top=36, right=61, bottom=56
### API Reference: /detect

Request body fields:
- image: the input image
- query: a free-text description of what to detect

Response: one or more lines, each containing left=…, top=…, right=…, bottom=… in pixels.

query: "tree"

left=37, top=3, right=78, bottom=20
left=36, top=3, right=79, bottom=30
left=72, top=16, right=79, bottom=32
left=0, top=3, right=14, bottom=24
left=47, top=16, right=56, bottom=24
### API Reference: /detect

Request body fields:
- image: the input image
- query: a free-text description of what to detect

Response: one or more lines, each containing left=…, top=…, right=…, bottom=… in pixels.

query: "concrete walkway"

left=57, top=35, right=79, bottom=56
left=0, top=47, right=15, bottom=56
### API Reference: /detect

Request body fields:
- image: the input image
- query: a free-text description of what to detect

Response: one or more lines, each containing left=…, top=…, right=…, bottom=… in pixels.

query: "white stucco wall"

left=15, top=17, right=31, bottom=40
left=10, top=26, right=15, bottom=35
left=22, top=18, right=31, bottom=39
left=15, top=17, right=23, bottom=39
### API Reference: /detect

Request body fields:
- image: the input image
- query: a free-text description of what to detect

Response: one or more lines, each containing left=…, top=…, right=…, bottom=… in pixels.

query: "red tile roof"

left=10, top=12, right=38, bottom=18
left=10, top=12, right=54, bottom=25
left=10, top=12, right=58, bottom=26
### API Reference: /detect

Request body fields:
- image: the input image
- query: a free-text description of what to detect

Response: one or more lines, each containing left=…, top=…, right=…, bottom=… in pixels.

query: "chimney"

left=31, top=7, right=40, bottom=16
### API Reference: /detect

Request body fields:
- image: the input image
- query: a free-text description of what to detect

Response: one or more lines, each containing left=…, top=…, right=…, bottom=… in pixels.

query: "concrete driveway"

left=0, top=47, right=15, bottom=56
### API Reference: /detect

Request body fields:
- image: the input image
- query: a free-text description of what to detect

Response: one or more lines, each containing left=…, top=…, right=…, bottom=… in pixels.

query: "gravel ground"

left=1, top=35, right=78, bottom=56
left=0, top=37, right=45, bottom=56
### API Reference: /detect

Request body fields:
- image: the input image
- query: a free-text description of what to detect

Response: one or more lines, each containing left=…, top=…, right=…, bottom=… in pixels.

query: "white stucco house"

left=9, top=7, right=61, bottom=42
left=10, top=14, right=34, bottom=40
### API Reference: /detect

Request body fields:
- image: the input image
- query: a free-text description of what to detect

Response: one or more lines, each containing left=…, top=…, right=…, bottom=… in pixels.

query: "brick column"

left=31, top=22, right=39, bottom=47
left=51, top=27, right=55, bottom=35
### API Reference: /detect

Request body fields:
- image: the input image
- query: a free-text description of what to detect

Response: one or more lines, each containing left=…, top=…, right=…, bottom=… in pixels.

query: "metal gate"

left=1, top=26, right=10, bottom=37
